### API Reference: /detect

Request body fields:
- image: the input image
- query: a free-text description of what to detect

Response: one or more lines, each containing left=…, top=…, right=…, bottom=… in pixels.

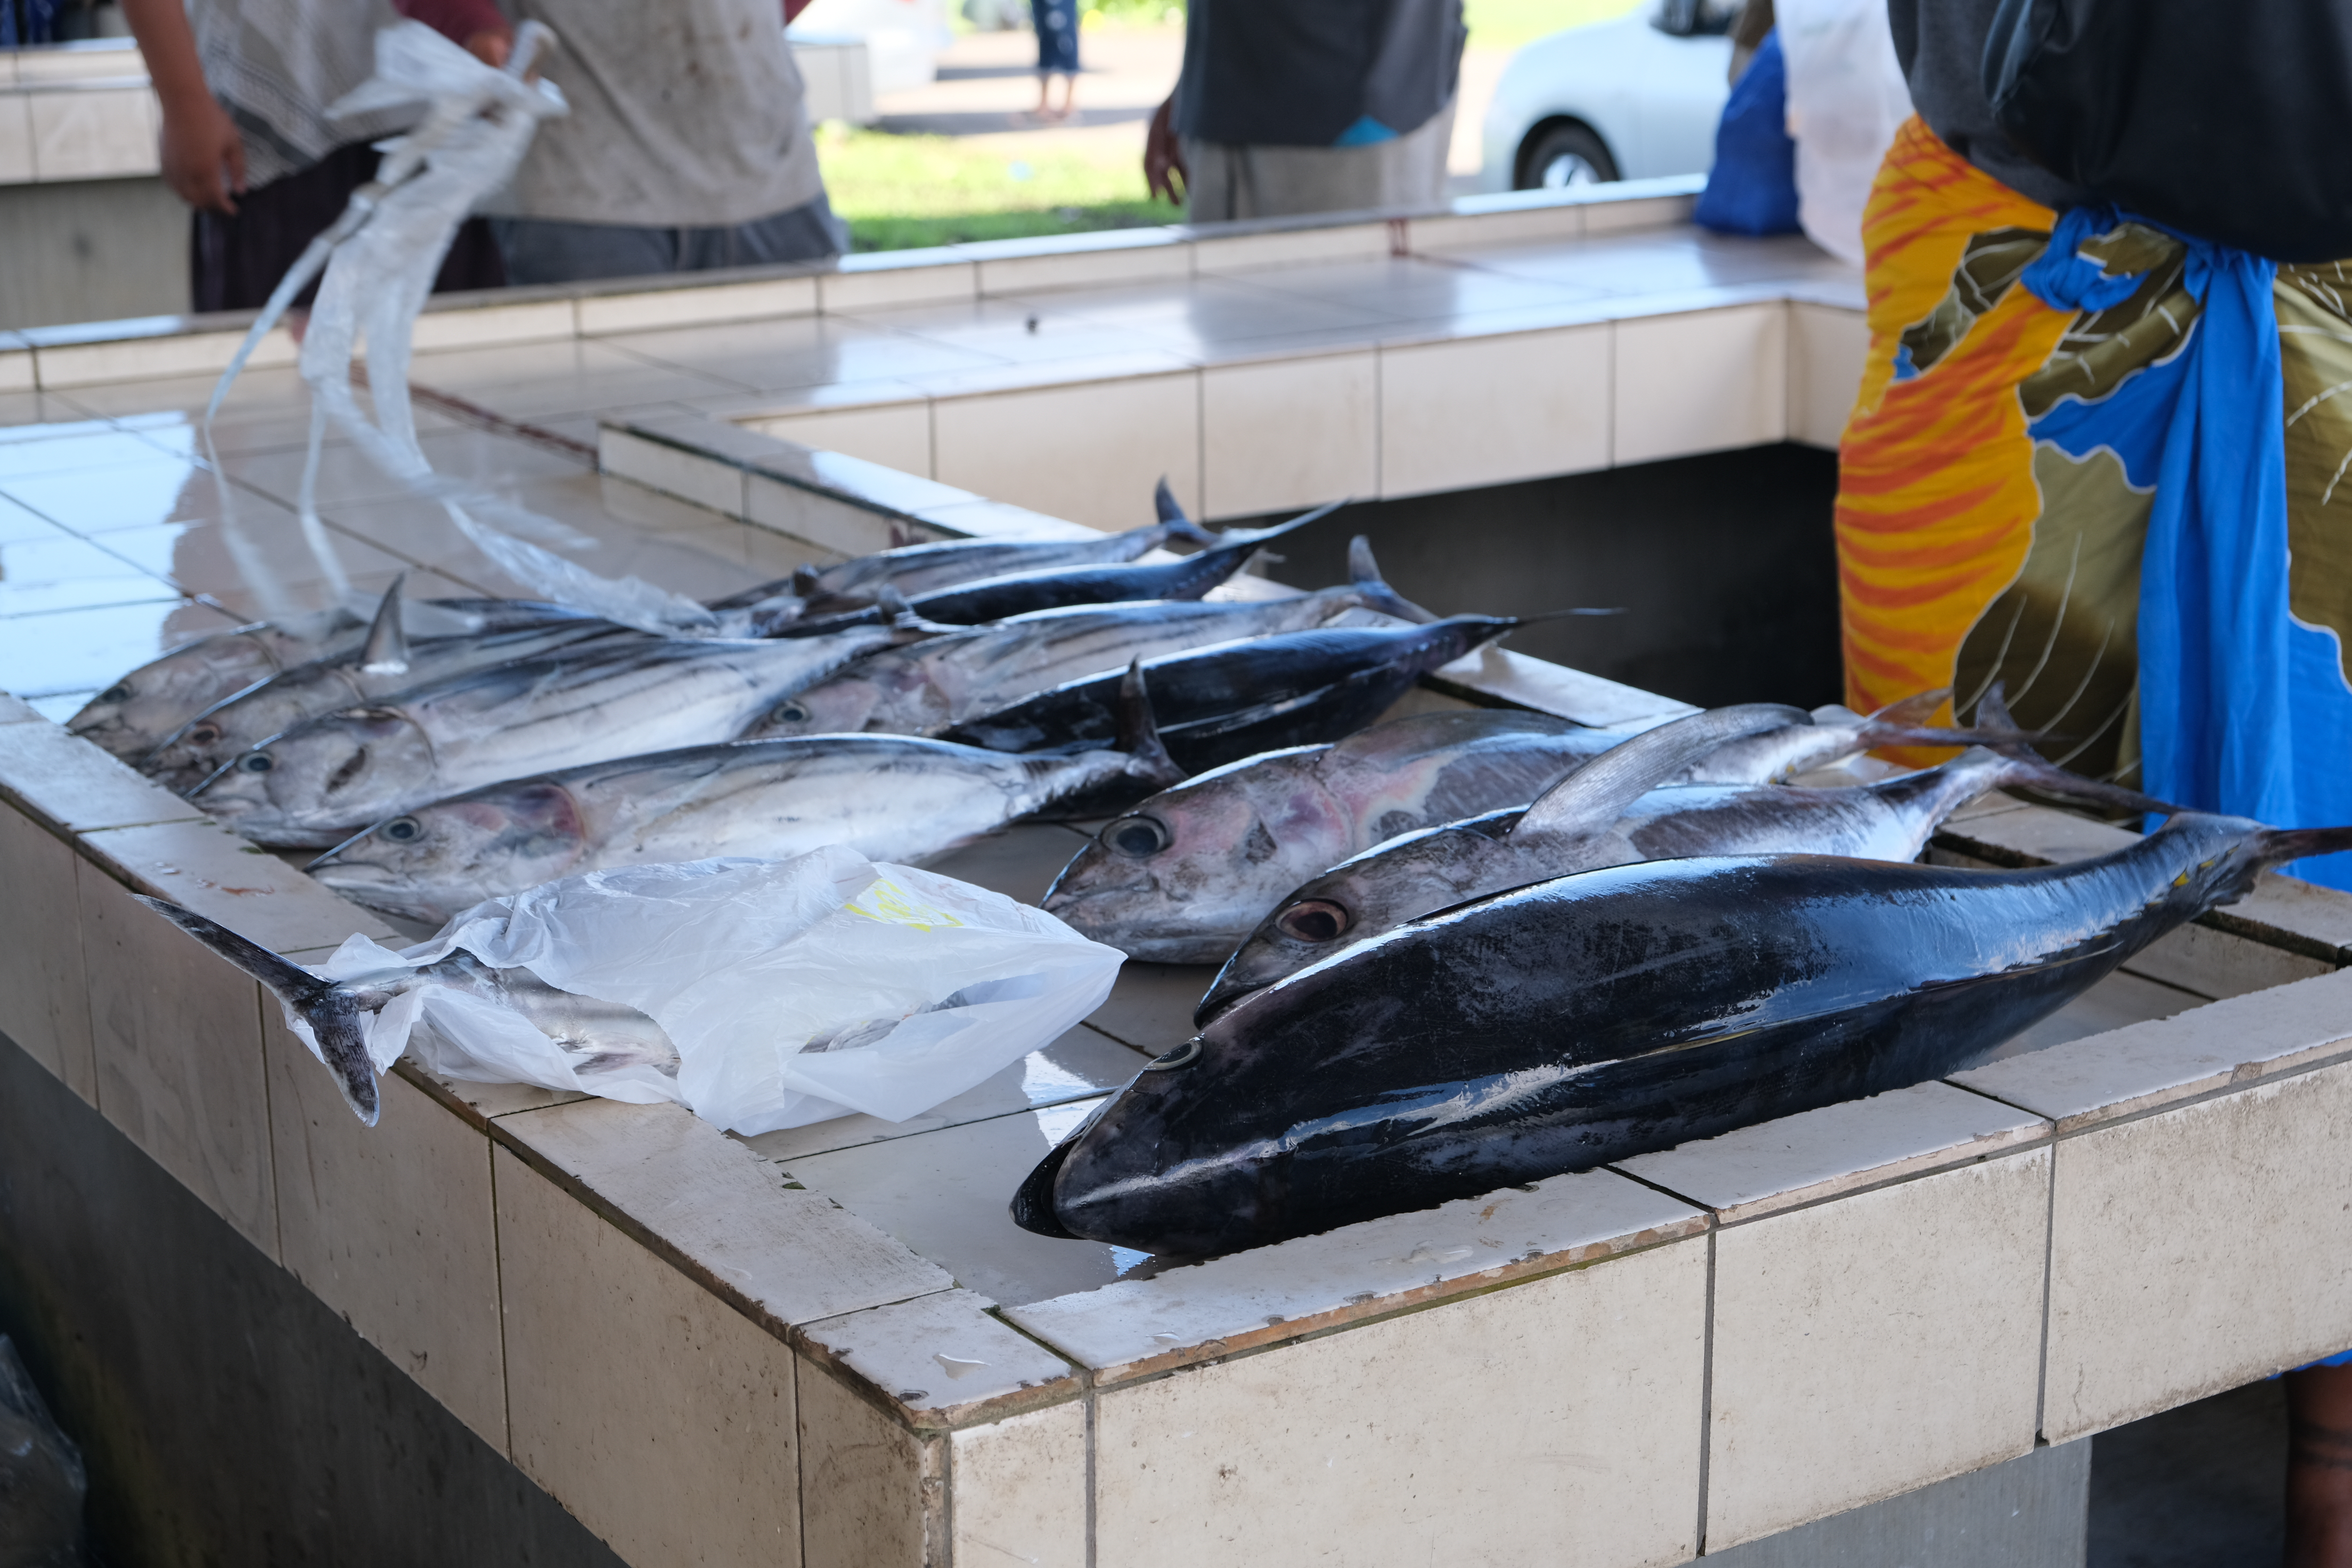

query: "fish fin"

left=1512, top=704, right=1811, bottom=840
left=2255, top=826, right=2352, bottom=868
left=792, top=563, right=824, bottom=597
left=1205, top=496, right=1349, bottom=550
left=1973, top=681, right=2044, bottom=761
left=1988, top=749, right=2184, bottom=819
left=133, top=896, right=380, bottom=1126
left=1345, top=536, right=1439, bottom=624
left=1114, top=660, right=1187, bottom=789
left=1869, top=687, right=1953, bottom=727
left=357, top=575, right=410, bottom=677
left=1154, top=477, right=1216, bottom=545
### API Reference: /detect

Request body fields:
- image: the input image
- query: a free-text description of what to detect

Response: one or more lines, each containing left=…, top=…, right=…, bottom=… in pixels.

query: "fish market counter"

left=6, top=546, right=2352, bottom=1563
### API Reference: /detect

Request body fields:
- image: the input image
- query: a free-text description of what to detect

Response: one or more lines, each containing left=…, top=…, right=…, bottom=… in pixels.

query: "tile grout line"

left=488, top=1143, right=520, bottom=1459
left=1083, top=1383, right=1099, bottom=1568
left=255, top=979, right=283, bottom=1267
left=1694, top=1222, right=1717, bottom=1557
left=2033, top=1135, right=2057, bottom=1444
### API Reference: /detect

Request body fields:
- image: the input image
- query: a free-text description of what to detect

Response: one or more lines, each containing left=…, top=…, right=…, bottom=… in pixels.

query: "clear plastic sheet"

left=302, top=848, right=1127, bottom=1135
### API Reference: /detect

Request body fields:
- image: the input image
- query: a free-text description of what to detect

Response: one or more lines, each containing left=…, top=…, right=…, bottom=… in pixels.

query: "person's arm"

left=1145, top=90, right=1187, bottom=204
left=393, top=0, right=514, bottom=66
left=119, top=0, right=244, bottom=213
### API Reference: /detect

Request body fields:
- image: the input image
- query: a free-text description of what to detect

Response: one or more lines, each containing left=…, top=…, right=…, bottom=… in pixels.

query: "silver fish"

left=1203, top=728, right=2177, bottom=1019
left=189, top=620, right=919, bottom=847
left=1036, top=705, right=1666, bottom=962
left=308, top=663, right=1187, bottom=924
left=741, top=538, right=1430, bottom=740
left=136, top=896, right=678, bottom=1125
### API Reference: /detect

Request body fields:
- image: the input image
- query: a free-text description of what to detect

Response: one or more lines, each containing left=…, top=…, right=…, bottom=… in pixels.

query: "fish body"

left=1039, top=709, right=1626, bottom=962
left=191, top=623, right=916, bottom=846
left=143, top=619, right=625, bottom=793
left=940, top=616, right=1526, bottom=782
left=1202, top=746, right=2062, bottom=1014
left=1025, top=813, right=2336, bottom=1254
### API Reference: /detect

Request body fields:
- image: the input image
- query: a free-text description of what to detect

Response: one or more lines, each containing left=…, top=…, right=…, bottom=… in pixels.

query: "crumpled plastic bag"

left=306, top=848, right=1125, bottom=1136
left=1777, top=0, right=1912, bottom=267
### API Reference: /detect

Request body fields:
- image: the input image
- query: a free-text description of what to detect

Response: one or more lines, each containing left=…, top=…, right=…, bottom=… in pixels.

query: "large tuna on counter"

left=1014, top=813, right=2352, bottom=1255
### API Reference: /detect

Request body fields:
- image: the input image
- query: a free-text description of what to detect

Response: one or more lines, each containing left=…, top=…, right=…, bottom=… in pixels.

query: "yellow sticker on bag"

left=845, top=875, right=967, bottom=933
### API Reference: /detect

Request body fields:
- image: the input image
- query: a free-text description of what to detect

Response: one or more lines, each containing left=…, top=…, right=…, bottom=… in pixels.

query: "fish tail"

left=1154, top=477, right=1216, bottom=546
left=1345, top=536, right=1438, bottom=624
left=2255, top=826, right=2352, bottom=869
left=133, top=896, right=381, bottom=1126
left=1868, top=687, right=1954, bottom=727
left=1989, top=750, right=2184, bottom=819
left=1114, top=659, right=1186, bottom=788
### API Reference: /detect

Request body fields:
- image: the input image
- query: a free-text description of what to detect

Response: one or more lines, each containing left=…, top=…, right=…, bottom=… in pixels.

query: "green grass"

left=815, top=121, right=1177, bottom=252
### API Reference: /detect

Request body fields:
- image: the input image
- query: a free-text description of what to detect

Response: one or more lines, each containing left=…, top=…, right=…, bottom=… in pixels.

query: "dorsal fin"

left=1114, top=659, right=1185, bottom=787
left=1345, top=536, right=1438, bottom=624
left=792, top=564, right=823, bottom=596
left=1512, top=703, right=1810, bottom=840
left=1154, top=477, right=1215, bottom=545
left=1868, top=687, right=1951, bottom=726
left=358, top=575, right=410, bottom=676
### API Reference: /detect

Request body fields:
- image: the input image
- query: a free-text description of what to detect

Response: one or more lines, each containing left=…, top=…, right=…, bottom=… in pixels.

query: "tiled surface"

left=1091, top=1237, right=1709, bottom=1568
left=798, top=1288, right=1077, bottom=1427
left=1199, top=351, right=1377, bottom=519
left=496, top=1146, right=804, bottom=1567
left=2041, top=1060, right=2352, bottom=1443
left=264, top=1016, right=507, bottom=1447
left=798, top=1358, right=941, bottom=1568
left=1704, top=1150, right=2053, bottom=1549
left=24, top=84, right=158, bottom=182
left=1614, top=303, right=1788, bottom=466
left=1378, top=323, right=1611, bottom=497
left=0, top=713, right=203, bottom=830
left=930, top=371, right=1202, bottom=530
left=0, top=803, right=93, bottom=1099
left=77, top=816, right=398, bottom=951
left=950, top=1402, right=1087, bottom=1568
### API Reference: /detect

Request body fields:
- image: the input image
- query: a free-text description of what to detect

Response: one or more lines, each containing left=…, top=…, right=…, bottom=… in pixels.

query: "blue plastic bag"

left=1694, top=30, right=1802, bottom=237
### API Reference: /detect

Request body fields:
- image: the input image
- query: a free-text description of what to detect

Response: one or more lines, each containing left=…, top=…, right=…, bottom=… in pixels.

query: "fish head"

left=308, top=781, right=586, bottom=924
left=1039, top=751, right=1338, bottom=963
left=1196, top=816, right=1516, bottom=1022
left=68, top=635, right=276, bottom=762
left=143, top=684, right=317, bottom=794
left=190, top=707, right=432, bottom=847
left=737, top=668, right=889, bottom=739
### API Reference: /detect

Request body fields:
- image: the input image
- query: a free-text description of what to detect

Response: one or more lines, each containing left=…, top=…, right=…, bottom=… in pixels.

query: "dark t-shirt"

left=1885, top=0, right=2092, bottom=210
left=1174, top=0, right=1466, bottom=148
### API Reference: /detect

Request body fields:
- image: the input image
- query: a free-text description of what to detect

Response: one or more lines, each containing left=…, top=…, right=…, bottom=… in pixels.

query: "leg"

left=2288, top=1365, right=2352, bottom=1567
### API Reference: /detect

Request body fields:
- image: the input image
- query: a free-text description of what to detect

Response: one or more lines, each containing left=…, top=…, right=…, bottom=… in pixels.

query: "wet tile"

left=931, top=370, right=1200, bottom=532
left=0, top=427, right=194, bottom=481
left=1704, top=1149, right=2051, bottom=1549
left=77, top=816, right=395, bottom=950
left=410, top=336, right=746, bottom=418
left=496, top=1145, right=804, bottom=1558
left=1614, top=1081, right=2048, bottom=1226
left=0, top=598, right=246, bottom=704
left=1377, top=322, right=1611, bottom=499
left=2041, top=1060, right=2352, bottom=1442
left=1000, top=275, right=1386, bottom=358
left=0, top=803, right=94, bottom=1100
left=79, top=855, right=278, bottom=1256
left=598, top=426, right=747, bottom=517
left=1242, top=255, right=1603, bottom=325
left=921, top=822, right=1090, bottom=907
left=799, top=1355, right=940, bottom=1568
left=608, top=313, right=998, bottom=395
left=1009, top=1166, right=1705, bottom=1382
left=497, top=1096, right=951, bottom=1328
left=822, top=254, right=979, bottom=312
left=1615, top=303, right=1788, bottom=465
left=264, top=1015, right=507, bottom=1447
left=974, top=230, right=1189, bottom=295
left=218, top=424, right=586, bottom=511
left=950, top=1402, right=1087, bottom=1568
left=407, top=297, right=575, bottom=355
left=1200, top=350, right=1376, bottom=520
left=3, top=458, right=235, bottom=538
left=577, top=274, right=820, bottom=337
left=744, top=1024, right=1146, bottom=1164
left=1974, top=966, right=2206, bottom=1064
left=1953, top=967, right=2352, bottom=1133
left=799, top=1287, right=1077, bottom=1428
left=1091, top=1236, right=1708, bottom=1568
left=1188, top=219, right=1394, bottom=275
left=0, top=716, right=202, bottom=830
left=32, top=323, right=296, bottom=389
left=1081, top=960, right=1214, bottom=1057
left=744, top=399, right=933, bottom=478
left=0, top=532, right=179, bottom=616
left=1408, top=199, right=1585, bottom=252
left=781, top=1099, right=1151, bottom=1306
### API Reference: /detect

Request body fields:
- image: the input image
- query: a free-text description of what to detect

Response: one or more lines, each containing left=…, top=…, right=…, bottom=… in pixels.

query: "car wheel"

left=1516, top=123, right=1621, bottom=191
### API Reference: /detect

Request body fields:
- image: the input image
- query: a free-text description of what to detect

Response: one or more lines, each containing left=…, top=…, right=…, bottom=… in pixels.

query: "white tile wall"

left=1378, top=323, right=1611, bottom=498
left=951, top=1401, right=1087, bottom=1568
left=823, top=260, right=980, bottom=313
left=0, top=94, right=34, bottom=183
left=1614, top=303, right=1788, bottom=466
left=598, top=427, right=747, bottom=517
left=1200, top=350, right=1376, bottom=519
left=27, top=86, right=156, bottom=181
left=799, top=1357, right=940, bottom=1568
left=931, top=371, right=1200, bottom=530
left=747, top=401, right=931, bottom=479
left=577, top=276, right=819, bottom=337
left=1788, top=301, right=1868, bottom=449
left=0, top=805, right=93, bottom=1100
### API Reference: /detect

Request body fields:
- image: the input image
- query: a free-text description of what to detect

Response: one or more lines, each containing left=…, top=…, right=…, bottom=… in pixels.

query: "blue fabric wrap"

left=2019, top=206, right=2352, bottom=889
left=1694, top=31, right=1801, bottom=238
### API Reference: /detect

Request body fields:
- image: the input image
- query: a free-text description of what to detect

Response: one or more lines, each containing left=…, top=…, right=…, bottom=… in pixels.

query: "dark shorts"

left=1034, top=0, right=1079, bottom=75
left=489, top=192, right=851, bottom=288
left=190, top=141, right=507, bottom=314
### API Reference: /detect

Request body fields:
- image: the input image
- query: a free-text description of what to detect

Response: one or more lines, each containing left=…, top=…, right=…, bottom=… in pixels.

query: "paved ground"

left=871, top=23, right=1513, bottom=195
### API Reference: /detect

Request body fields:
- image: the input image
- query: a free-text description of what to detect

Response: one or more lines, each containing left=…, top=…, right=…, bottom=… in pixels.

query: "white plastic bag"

left=309, top=848, right=1126, bottom=1135
left=1776, top=0, right=1913, bottom=267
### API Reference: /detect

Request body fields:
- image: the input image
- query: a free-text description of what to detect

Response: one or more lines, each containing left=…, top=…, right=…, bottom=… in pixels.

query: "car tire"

left=1515, top=122, right=1621, bottom=190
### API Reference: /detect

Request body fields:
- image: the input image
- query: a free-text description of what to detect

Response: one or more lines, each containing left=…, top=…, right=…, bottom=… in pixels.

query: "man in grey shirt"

left=452, top=0, right=848, bottom=284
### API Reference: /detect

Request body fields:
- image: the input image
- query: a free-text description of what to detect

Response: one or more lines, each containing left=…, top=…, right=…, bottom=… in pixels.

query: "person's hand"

left=462, top=27, right=513, bottom=68
left=1145, top=94, right=1187, bottom=205
left=158, top=93, right=246, bottom=215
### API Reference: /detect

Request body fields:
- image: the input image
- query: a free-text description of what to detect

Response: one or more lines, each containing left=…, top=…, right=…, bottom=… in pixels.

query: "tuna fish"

left=1035, top=708, right=1798, bottom=965
left=136, top=896, right=679, bottom=1125
left=306, top=663, right=1187, bottom=924
left=1017, top=813, right=2352, bottom=1255
left=939, top=615, right=1554, bottom=785
left=709, top=478, right=1220, bottom=625
left=739, top=538, right=1431, bottom=741
left=141, top=589, right=624, bottom=794
left=188, top=619, right=920, bottom=846
left=1201, top=736, right=2179, bottom=1019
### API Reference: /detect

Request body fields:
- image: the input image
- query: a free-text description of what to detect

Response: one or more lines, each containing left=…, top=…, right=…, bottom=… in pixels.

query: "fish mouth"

left=1009, top=1135, right=1082, bottom=1238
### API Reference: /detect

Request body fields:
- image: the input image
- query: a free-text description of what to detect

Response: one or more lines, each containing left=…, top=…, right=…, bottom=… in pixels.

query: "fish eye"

left=186, top=722, right=219, bottom=746
left=241, top=753, right=275, bottom=773
left=1144, top=1037, right=1203, bottom=1071
left=1276, top=899, right=1351, bottom=943
left=1106, top=815, right=1170, bottom=858
left=771, top=700, right=809, bottom=724
left=99, top=684, right=129, bottom=703
left=381, top=817, right=421, bottom=842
